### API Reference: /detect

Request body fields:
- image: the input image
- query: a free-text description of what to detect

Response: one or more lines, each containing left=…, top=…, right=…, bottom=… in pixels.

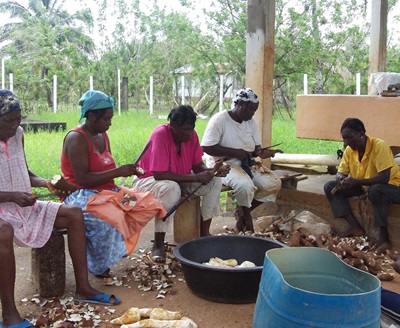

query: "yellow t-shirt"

left=338, top=135, right=400, bottom=186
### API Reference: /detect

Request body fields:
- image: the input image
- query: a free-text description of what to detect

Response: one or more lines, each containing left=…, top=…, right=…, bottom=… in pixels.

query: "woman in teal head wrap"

left=78, top=90, right=115, bottom=122
left=61, top=90, right=140, bottom=277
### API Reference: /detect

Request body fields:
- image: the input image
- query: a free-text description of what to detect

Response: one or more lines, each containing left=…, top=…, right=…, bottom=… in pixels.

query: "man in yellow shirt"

left=324, top=118, right=400, bottom=264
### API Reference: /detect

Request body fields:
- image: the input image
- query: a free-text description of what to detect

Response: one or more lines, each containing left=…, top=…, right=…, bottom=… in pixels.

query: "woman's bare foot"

left=75, top=286, right=107, bottom=300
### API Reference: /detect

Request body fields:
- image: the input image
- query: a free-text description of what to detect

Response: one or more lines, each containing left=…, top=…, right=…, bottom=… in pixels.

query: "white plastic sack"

left=369, top=72, right=400, bottom=95
left=292, top=210, right=332, bottom=235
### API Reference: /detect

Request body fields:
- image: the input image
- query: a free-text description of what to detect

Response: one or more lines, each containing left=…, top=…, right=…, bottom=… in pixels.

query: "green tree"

left=0, top=0, right=95, bottom=107
left=201, top=0, right=374, bottom=115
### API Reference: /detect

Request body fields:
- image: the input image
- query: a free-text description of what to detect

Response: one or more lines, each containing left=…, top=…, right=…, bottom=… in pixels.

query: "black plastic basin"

left=174, top=235, right=286, bottom=304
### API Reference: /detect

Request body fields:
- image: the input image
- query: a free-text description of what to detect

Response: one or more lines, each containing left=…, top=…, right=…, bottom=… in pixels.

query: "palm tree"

left=0, top=0, right=95, bottom=107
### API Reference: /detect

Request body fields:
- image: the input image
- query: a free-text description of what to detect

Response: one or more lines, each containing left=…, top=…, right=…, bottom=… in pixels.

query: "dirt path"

left=7, top=215, right=400, bottom=328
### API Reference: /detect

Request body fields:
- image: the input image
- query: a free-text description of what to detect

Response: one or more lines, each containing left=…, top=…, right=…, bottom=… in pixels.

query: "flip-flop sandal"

left=74, top=293, right=121, bottom=306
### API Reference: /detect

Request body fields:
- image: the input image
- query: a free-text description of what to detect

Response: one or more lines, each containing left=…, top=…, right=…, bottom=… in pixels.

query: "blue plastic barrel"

left=253, top=247, right=381, bottom=328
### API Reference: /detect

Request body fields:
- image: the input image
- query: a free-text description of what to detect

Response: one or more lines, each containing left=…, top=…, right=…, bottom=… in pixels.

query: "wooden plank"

left=296, top=95, right=400, bottom=146
left=173, top=196, right=201, bottom=243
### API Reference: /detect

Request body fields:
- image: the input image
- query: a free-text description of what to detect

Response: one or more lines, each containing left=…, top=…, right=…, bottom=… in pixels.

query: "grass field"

left=24, top=109, right=342, bottom=181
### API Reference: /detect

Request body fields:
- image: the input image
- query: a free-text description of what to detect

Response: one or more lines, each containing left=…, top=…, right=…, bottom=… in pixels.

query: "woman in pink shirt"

left=132, top=105, right=229, bottom=263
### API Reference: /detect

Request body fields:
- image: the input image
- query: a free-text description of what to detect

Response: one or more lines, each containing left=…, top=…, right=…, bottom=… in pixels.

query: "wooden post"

left=356, top=73, right=361, bottom=95
left=9, top=73, right=13, bottom=92
left=53, top=75, right=57, bottom=114
left=219, top=75, right=224, bottom=112
left=304, top=74, right=308, bottom=95
left=369, top=0, right=387, bottom=76
left=117, top=69, right=121, bottom=116
left=122, top=77, right=129, bottom=110
left=181, top=75, right=185, bottom=105
left=246, top=0, right=275, bottom=167
left=1, top=58, right=4, bottom=89
left=150, top=76, right=154, bottom=115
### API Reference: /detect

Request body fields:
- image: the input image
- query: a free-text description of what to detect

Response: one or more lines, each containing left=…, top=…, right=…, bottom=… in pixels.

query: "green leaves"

left=1, top=0, right=399, bottom=115
left=1, top=0, right=95, bottom=107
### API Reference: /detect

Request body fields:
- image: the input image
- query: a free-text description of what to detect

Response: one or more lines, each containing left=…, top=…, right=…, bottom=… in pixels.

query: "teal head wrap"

left=79, top=90, right=114, bottom=122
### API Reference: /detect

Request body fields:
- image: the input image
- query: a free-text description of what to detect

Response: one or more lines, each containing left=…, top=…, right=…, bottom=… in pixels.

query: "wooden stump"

left=31, top=230, right=66, bottom=298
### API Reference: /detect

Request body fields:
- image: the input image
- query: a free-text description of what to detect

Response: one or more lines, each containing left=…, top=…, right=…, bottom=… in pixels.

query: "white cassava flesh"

left=138, top=308, right=152, bottom=318
left=110, top=307, right=141, bottom=324
left=239, top=261, right=256, bottom=267
left=50, top=174, right=62, bottom=185
left=150, top=308, right=182, bottom=320
left=120, top=318, right=197, bottom=328
left=204, top=257, right=254, bottom=268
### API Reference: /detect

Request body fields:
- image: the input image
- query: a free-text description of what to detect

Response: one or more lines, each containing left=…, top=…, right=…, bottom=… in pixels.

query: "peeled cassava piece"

left=203, top=257, right=255, bottom=268
left=150, top=308, right=182, bottom=320
left=138, top=308, right=152, bottom=318
left=121, top=318, right=197, bottom=328
left=239, top=261, right=256, bottom=268
left=110, top=307, right=141, bottom=324
left=50, top=174, right=78, bottom=193
left=136, top=167, right=145, bottom=175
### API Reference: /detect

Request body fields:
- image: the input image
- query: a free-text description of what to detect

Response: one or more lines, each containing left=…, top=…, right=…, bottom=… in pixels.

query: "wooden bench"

left=173, top=169, right=302, bottom=243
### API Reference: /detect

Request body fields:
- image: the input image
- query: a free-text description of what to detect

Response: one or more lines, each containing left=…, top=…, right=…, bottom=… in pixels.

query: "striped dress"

left=0, top=127, right=60, bottom=247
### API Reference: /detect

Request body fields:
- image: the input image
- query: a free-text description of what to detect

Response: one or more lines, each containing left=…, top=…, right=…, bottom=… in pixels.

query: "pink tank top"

left=61, top=127, right=117, bottom=191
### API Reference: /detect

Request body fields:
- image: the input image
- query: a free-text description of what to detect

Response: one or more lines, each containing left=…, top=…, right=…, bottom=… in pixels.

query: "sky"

left=0, top=0, right=213, bottom=45
left=66, top=0, right=212, bottom=45
left=1, top=0, right=399, bottom=47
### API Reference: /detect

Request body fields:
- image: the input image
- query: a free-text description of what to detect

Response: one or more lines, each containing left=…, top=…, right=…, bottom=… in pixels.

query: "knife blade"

left=120, top=140, right=152, bottom=186
left=262, top=142, right=282, bottom=150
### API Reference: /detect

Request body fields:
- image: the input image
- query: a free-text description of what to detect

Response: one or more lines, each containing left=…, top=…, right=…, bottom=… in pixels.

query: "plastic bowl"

left=173, top=235, right=286, bottom=303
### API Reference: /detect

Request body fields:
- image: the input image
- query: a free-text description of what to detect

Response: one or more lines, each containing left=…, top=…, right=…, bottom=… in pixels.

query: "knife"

left=262, top=142, right=282, bottom=150
left=120, top=140, right=152, bottom=186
